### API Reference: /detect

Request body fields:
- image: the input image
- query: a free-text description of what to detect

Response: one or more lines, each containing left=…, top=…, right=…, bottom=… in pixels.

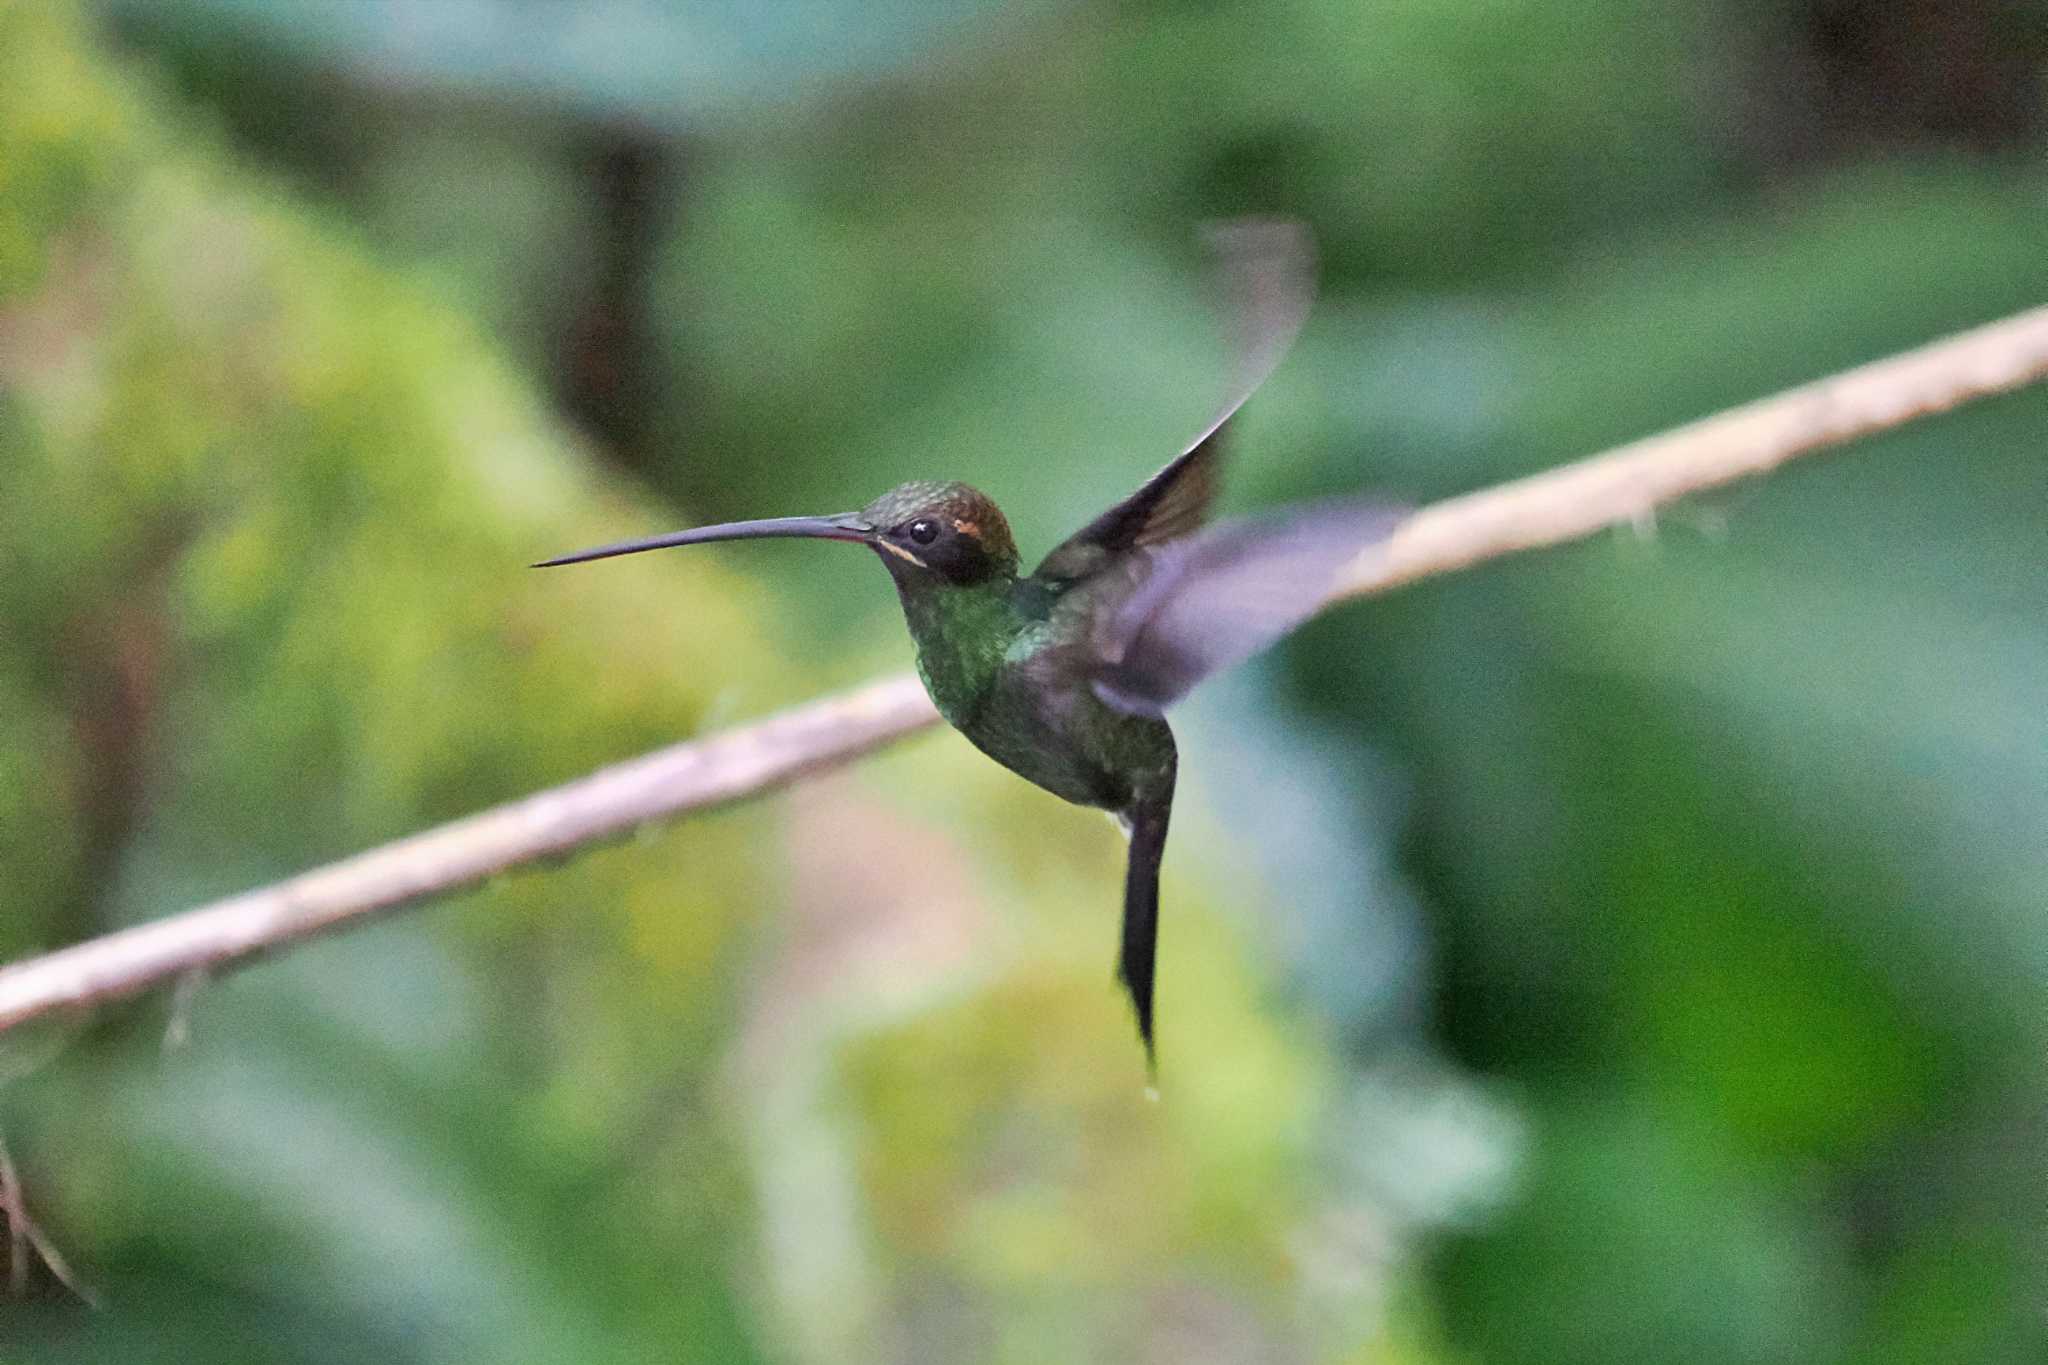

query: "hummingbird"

left=536, top=223, right=1401, bottom=1070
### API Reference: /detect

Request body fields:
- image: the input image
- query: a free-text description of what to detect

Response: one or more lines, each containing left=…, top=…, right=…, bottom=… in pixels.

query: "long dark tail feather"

left=1118, top=789, right=1174, bottom=1080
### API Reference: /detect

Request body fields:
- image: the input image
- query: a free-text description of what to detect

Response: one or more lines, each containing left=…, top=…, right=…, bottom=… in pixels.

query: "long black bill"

left=532, top=514, right=872, bottom=568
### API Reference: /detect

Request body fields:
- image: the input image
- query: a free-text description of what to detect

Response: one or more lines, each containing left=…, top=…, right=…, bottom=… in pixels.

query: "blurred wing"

left=1088, top=501, right=1406, bottom=716
left=1033, top=219, right=1316, bottom=585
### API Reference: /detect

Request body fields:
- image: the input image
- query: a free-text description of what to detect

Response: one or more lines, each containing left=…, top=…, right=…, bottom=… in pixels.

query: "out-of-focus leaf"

left=1438, top=1092, right=1856, bottom=1365
left=102, top=0, right=1038, bottom=126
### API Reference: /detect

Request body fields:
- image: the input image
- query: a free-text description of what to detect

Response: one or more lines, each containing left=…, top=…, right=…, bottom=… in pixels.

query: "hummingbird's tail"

left=1118, top=779, right=1175, bottom=1079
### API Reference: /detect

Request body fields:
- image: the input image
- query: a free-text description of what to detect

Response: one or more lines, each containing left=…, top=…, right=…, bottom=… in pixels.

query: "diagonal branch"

left=0, top=674, right=940, bottom=1031
left=4, top=303, right=2048, bottom=1033
left=1331, top=304, right=2048, bottom=599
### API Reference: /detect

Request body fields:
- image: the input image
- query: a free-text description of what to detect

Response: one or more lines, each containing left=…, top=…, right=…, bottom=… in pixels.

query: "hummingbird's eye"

left=906, top=519, right=940, bottom=545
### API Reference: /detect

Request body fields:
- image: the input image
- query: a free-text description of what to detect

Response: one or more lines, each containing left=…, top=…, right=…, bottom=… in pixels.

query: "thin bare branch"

left=2, top=303, right=2047, bottom=1034
left=1332, top=303, right=2048, bottom=598
left=0, top=1130, right=99, bottom=1307
left=0, top=675, right=938, bottom=1031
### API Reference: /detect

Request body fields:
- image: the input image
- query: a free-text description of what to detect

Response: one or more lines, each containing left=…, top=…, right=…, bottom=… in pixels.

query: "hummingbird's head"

left=857, top=481, right=1019, bottom=586
left=532, top=479, right=1018, bottom=586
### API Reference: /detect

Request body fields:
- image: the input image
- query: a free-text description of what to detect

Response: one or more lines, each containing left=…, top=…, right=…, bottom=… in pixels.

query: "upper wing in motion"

left=1086, top=501, right=1407, bottom=717
left=1032, top=219, right=1317, bottom=585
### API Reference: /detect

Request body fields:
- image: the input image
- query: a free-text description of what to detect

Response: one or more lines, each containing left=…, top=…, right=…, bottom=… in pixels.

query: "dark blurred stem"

left=60, top=520, right=183, bottom=946
left=3, top=303, right=2048, bottom=1034
left=557, top=131, right=675, bottom=460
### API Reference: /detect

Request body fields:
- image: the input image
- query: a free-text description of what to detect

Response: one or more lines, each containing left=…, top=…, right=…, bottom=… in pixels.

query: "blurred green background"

left=3, top=0, right=2046, bottom=1359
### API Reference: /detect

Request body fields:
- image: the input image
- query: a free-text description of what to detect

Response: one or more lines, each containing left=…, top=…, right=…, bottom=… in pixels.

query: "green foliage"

left=1281, top=169, right=2048, bottom=1364
left=6, top=0, right=2048, bottom=1360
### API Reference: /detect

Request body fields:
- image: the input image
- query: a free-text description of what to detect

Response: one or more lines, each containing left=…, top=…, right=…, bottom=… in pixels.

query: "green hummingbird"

left=537, top=223, right=1401, bottom=1069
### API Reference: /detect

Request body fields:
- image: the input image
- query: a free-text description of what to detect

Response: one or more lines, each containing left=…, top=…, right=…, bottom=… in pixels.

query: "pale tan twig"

left=0, top=675, right=937, bottom=1031
left=1, top=303, right=2046, bottom=1034
left=0, top=1130, right=99, bottom=1307
left=1329, top=303, right=2048, bottom=599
